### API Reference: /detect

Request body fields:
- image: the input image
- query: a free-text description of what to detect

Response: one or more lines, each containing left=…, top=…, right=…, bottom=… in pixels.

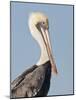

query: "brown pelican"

left=11, top=12, right=58, bottom=98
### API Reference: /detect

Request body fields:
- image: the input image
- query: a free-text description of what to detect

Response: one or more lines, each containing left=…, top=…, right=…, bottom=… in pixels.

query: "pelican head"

left=28, top=12, right=57, bottom=74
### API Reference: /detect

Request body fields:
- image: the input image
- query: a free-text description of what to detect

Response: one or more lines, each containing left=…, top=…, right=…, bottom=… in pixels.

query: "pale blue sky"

left=11, top=2, right=74, bottom=96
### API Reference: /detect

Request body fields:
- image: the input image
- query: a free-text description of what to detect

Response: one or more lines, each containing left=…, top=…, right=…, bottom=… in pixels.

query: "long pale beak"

left=40, top=27, right=58, bottom=74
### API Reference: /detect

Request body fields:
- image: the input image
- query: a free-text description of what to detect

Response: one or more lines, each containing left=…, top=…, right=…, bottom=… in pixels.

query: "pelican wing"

left=11, top=65, right=46, bottom=98
left=11, top=65, right=37, bottom=90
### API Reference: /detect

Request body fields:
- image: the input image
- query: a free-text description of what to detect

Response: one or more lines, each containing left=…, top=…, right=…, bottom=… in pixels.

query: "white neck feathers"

left=29, top=22, right=49, bottom=66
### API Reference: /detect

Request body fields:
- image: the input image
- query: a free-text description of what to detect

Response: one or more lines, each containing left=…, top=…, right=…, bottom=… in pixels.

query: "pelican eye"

left=42, top=21, right=45, bottom=25
left=40, top=21, right=48, bottom=29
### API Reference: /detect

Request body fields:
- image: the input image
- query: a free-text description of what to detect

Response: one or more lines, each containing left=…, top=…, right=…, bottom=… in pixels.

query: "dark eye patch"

left=36, top=22, right=41, bottom=31
left=36, top=20, right=48, bottom=33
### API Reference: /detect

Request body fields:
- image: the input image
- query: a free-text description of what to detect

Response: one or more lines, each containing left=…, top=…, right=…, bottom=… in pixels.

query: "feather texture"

left=11, top=61, right=51, bottom=98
